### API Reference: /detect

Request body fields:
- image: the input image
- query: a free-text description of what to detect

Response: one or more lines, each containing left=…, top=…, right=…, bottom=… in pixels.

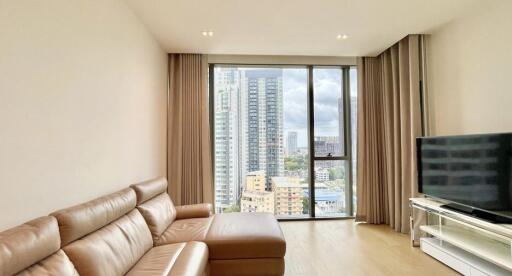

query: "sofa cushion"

left=175, top=203, right=212, bottom=220
left=0, top=216, right=64, bottom=275
left=156, top=217, right=213, bottom=246
left=126, top=241, right=208, bottom=276
left=131, top=177, right=168, bottom=204
left=137, top=193, right=177, bottom=243
left=205, top=213, right=286, bottom=259
left=63, top=209, right=153, bottom=276
left=17, top=250, right=79, bottom=276
left=50, top=188, right=136, bottom=246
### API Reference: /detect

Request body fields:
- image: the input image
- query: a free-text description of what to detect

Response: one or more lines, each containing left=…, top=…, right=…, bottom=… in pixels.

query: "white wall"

left=427, top=0, right=512, bottom=136
left=0, top=0, right=167, bottom=230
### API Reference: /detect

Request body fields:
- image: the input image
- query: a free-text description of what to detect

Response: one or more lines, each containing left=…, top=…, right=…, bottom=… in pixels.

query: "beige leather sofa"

left=0, top=177, right=286, bottom=276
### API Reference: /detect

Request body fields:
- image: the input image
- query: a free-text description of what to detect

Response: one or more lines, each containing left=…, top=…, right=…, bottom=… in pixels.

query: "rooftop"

left=271, top=177, right=302, bottom=188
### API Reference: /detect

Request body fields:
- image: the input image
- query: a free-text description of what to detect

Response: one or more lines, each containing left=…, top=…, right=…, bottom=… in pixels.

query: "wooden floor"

left=280, top=219, right=458, bottom=276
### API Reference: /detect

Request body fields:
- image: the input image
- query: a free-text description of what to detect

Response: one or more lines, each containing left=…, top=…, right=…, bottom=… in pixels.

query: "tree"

left=223, top=204, right=240, bottom=213
left=302, top=196, right=309, bottom=214
left=285, top=155, right=308, bottom=171
left=285, top=160, right=299, bottom=171
left=329, top=167, right=344, bottom=180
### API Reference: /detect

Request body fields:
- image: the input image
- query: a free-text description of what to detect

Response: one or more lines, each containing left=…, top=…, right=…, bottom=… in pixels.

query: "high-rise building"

left=338, top=97, right=345, bottom=155
left=286, top=131, right=298, bottom=156
left=272, top=177, right=303, bottom=216
left=214, top=68, right=285, bottom=212
left=214, top=68, right=242, bottom=213
left=314, top=136, right=341, bottom=157
left=245, top=170, right=266, bottom=192
left=241, top=70, right=284, bottom=190
left=241, top=171, right=274, bottom=213
left=315, top=168, right=330, bottom=182
left=241, top=190, right=274, bottom=213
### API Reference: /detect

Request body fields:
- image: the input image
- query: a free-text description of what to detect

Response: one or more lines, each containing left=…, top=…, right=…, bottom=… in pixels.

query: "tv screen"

left=417, top=133, right=512, bottom=216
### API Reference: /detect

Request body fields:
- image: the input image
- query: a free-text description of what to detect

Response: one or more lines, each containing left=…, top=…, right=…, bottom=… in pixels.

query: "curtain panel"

left=355, top=35, right=424, bottom=234
left=167, top=53, right=213, bottom=206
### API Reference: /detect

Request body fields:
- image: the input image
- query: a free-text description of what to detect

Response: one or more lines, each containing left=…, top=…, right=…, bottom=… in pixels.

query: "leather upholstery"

left=167, top=241, right=209, bottom=276
left=137, top=193, right=177, bottom=243
left=51, top=188, right=136, bottom=245
left=127, top=242, right=208, bottom=276
left=1, top=176, right=286, bottom=276
left=63, top=209, right=153, bottom=276
left=205, top=213, right=286, bottom=259
left=209, top=258, right=284, bottom=276
left=156, top=217, right=213, bottom=246
left=132, top=177, right=214, bottom=246
left=131, top=177, right=168, bottom=204
left=0, top=216, right=61, bottom=276
left=175, top=203, right=212, bottom=220
left=16, top=250, right=79, bottom=276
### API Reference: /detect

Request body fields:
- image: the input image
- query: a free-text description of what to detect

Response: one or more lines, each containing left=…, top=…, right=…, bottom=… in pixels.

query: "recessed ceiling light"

left=202, top=31, right=214, bottom=37
left=336, top=34, right=348, bottom=40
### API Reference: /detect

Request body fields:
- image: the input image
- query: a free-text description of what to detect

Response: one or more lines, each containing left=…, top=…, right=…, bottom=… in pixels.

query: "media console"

left=442, top=202, right=512, bottom=224
left=410, top=197, right=512, bottom=275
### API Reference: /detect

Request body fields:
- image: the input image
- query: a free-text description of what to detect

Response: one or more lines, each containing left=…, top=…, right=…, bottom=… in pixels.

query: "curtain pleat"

left=356, top=35, right=424, bottom=233
left=168, top=54, right=213, bottom=206
left=356, top=57, right=387, bottom=224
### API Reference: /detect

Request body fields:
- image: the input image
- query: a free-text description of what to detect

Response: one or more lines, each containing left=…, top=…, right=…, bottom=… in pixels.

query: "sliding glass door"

left=210, top=64, right=356, bottom=219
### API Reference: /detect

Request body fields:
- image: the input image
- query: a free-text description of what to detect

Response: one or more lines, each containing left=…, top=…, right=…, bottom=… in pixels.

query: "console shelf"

left=410, top=197, right=512, bottom=274
left=420, top=224, right=512, bottom=271
left=411, top=197, right=512, bottom=239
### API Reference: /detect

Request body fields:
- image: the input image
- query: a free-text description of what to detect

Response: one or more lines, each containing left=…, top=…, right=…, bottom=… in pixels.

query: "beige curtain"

left=355, top=35, right=423, bottom=234
left=167, top=53, right=213, bottom=206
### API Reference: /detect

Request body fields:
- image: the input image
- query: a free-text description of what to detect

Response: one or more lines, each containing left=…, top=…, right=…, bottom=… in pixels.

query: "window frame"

left=209, top=63, right=355, bottom=220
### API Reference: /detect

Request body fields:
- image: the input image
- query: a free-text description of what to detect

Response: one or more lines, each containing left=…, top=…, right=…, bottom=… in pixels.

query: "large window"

left=211, top=65, right=357, bottom=219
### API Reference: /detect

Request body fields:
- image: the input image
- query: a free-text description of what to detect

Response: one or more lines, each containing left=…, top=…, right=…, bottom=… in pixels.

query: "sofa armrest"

left=175, top=203, right=212, bottom=220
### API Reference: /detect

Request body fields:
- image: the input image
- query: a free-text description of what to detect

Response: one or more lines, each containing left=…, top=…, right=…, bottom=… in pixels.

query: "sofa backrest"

left=130, top=176, right=169, bottom=205
left=0, top=216, right=78, bottom=276
left=131, top=177, right=177, bottom=244
left=50, top=188, right=137, bottom=246
left=50, top=188, right=153, bottom=275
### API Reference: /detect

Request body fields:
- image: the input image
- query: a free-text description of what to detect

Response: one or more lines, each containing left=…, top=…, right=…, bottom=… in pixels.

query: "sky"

left=283, top=68, right=357, bottom=147
left=213, top=66, right=357, bottom=148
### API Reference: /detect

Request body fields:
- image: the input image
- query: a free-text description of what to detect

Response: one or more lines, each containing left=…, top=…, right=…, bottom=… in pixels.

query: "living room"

left=1, top=0, right=511, bottom=275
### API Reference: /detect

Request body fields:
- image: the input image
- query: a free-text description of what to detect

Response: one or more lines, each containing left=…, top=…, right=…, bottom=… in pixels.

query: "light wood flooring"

left=280, top=219, right=458, bottom=276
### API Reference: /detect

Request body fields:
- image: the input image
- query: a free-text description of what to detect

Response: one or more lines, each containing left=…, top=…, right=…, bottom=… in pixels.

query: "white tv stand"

left=410, top=197, right=512, bottom=275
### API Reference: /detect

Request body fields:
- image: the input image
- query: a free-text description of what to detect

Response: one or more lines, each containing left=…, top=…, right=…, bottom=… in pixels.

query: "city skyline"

left=283, top=68, right=358, bottom=147
left=214, top=67, right=285, bottom=212
left=213, top=66, right=356, bottom=216
left=244, top=69, right=284, bottom=190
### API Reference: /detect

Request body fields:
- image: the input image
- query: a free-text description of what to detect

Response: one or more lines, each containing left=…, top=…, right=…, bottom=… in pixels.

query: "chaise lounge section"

left=0, top=177, right=285, bottom=276
left=131, top=177, right=286, bottom=276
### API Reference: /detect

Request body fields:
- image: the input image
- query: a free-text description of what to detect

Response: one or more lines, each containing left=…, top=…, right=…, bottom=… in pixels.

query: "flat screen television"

left=417, top=133, right=512, bottom=223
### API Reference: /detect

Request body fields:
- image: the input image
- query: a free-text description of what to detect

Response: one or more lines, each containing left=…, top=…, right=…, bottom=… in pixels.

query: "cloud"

left=214, top=67, right=354, bottom=148
left=283, top=68, right=342, bottom=140
left=282, top=69, right=308, bottom=146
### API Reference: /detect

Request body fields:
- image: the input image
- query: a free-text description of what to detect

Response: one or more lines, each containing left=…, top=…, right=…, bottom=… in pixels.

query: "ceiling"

left=124, top=0, right=484, bottom=57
